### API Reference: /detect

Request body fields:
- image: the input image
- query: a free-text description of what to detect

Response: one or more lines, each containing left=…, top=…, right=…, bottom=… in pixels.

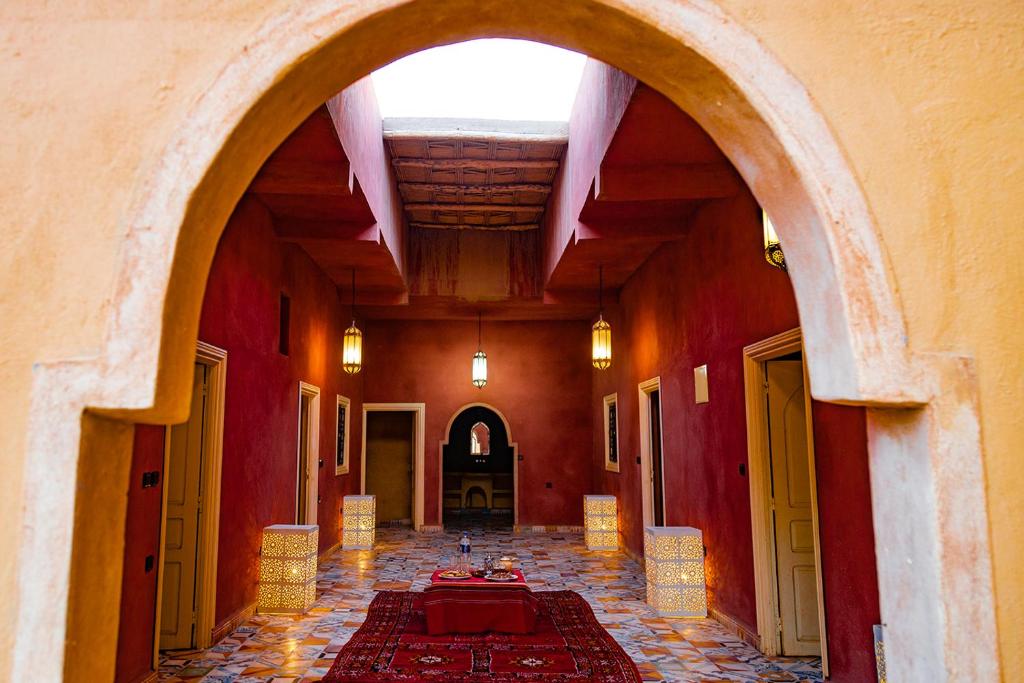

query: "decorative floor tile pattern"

left=158, top=526, right=822, bottom=682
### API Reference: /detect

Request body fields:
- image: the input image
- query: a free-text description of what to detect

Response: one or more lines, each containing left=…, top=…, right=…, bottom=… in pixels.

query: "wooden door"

left=766, top=360, right=821, bottom=656
left=296, top=393, right=311, bottom=524
left=366, top=412, right=414, bottom=523
left=650, top=389, right=665, bottom=526
left=160, top=363, right=207, bottom=650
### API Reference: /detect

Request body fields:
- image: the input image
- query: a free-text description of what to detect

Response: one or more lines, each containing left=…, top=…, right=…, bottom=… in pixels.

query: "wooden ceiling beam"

left=404, top=203, right=543, bottom=213
left=250, top=160, right=354, bottom=196
left=392, top=159, right=559, bottom=170
left=273, top=218, right=377, bottom=242
left=398, top=182, right=552, bottom=194
left=594, top=163, right=739, bottom=202
left=410, top=222, right=540, bottom=231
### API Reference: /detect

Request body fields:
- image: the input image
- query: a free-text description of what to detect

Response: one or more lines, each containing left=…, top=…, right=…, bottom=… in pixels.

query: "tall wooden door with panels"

left=160, top=362, right=207, bottom=650
left=766, top=360, right=821, bottom=656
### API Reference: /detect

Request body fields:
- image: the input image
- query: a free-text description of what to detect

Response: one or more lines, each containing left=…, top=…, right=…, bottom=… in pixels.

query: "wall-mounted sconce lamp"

left=763, top=210, right=787, bottom=271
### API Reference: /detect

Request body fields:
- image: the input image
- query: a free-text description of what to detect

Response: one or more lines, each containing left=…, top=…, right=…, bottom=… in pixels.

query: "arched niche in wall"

left=443, top=406, right=512, bottom=475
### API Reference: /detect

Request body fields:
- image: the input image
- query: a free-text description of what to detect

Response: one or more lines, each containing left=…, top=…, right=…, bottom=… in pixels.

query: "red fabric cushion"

left=423, top=588, right=538, bottom=635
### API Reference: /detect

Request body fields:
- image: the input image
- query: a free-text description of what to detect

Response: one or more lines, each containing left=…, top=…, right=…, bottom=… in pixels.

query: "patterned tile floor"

left=159, top=525, right=822, bottom=682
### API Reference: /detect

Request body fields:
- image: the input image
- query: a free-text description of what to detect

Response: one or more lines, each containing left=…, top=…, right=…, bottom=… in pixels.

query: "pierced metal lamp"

left=592, top=266, right=612, bottom=369
left=584, top=495, right=618, bottom=550
left=644, top=526, right=708, bottom=617
left=257, top=524, right=319, bottom=614
left=472, top=312, right=487, bottom=388
left=763, top=210, right=787, bottom=271
left=343, top=269, right=363, bottom=374
left=342, top=494, right=376, bottom=549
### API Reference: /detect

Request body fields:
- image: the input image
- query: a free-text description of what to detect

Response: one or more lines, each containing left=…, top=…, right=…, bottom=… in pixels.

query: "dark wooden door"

left=650, top=389, right=665, bottom=526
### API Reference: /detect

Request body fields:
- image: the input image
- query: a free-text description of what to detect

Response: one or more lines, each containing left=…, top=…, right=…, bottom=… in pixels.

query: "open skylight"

left=372, top=39, right=587, bottom=122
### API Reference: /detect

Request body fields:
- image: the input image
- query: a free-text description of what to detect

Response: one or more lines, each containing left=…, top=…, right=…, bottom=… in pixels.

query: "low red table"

left=423, top=569, right=538, bottom=635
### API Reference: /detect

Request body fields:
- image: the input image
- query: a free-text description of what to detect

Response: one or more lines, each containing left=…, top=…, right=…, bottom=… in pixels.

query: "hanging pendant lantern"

left=763, top=210, right=787, bottom=271
left=592, top=266, right=612, bottom=370
left=472, top=312, right=487, bottom=388
left=343, top=270, right=363, bottom=374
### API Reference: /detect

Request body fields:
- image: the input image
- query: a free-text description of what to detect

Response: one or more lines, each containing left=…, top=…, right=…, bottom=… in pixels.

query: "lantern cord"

left=598, top=265, right=604, bottom=315
left=477, top=311, right=482, bottom=350
left=351, top=269, right=356, bottom=324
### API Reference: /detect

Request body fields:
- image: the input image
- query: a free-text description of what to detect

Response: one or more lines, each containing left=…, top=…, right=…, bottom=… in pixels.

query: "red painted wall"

left=116, top=195, right=364, bottom=678
left=327, top=77, right=406, bottom=278
left=114, top=425, right=165, bottom=683
left=198, top=196, right=364, bottom=625
left=543, top=61, right=636, bottom=280
left=363, top=319, right=593, bottom=527
left=812, top=403, right=882, bottom=681
left=592, top=192, right=880, bottom=681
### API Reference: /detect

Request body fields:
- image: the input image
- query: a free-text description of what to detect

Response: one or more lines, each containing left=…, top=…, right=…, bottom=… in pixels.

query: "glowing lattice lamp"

left=343, top=269, right=363, bottom=374
left=257, top=524, right=318, bottom=614
left=591, top=266, right=612, bottom=370
left=342, top=494, right=376, bottom=549
left=644, top=526, right=707, bottom=617
left=472, top=312, right=487, bottom=388
left=584, top=495, right=618, bottom=550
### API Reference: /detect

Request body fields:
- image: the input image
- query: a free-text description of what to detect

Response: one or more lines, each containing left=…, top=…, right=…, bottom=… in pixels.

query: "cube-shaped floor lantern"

left=258, top=524, right=318, bottom=614
left=342, top=494, right=376, bottom=549
left=584, top=495, right=618, bottom=550
left=644, top=526, right=707, bottom=617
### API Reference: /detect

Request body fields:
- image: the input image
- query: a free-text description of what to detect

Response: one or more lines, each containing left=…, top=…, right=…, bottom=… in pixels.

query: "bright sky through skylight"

left=372, top=39, right=587, bottom=122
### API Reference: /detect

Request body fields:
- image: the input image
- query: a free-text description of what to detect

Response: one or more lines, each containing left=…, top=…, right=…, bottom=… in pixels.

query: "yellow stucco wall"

left=0, top=1, right=1020, bottom=678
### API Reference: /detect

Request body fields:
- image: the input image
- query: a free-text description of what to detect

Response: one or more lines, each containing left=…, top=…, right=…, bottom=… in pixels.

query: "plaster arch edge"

left=98, top=0, right=924, bottom=417
left=12, top=1, right=998, bottom=681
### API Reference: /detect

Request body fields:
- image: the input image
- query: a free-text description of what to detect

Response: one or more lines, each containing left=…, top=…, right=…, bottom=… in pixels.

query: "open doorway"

left=441, top=405, right=515, bottom=530
left=743, top=329, right=828, bottom=668
left=638, top=377, right=666, bottom=528
left=364, top=411, right=415, bottom=526
left=295, top=382, right=320, bottom=526
left=155, top=342, right=226, bottom=655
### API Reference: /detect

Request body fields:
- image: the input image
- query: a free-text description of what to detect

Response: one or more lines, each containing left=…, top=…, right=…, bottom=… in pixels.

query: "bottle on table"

left=459, top=531, right=472, bottom=570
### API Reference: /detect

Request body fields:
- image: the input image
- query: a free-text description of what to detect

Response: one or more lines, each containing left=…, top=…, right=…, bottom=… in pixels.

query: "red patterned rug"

left=323, top=590, right=642, bottom=682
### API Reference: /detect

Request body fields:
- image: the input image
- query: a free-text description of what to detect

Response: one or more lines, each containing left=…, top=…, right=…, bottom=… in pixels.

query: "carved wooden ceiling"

left=384, top=118, right=568, bottom=232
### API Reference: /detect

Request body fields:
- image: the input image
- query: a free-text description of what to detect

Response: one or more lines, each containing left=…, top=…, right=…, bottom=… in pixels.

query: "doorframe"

left=152, top=340, right=226, bottom=663
left=296, top=381, right=321, bottom=526
left=742, top=327, right=829, bottom=673
left=637, top=377, right=664, bottom=529
left=437, top=402, right=520, bottom=528
left=360, top=403, right=426, bottom=531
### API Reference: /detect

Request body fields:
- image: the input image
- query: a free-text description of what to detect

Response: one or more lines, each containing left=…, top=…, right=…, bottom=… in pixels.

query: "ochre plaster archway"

left=14, top=2, right=998, bottom=681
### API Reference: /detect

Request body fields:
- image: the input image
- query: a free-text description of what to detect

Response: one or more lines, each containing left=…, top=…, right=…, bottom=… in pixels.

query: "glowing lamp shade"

left=342, top=322, right=363, bottom=374
left=592, top=315, right=612, bottom=370
left=644, top=526, right=708, bottom=617
left=472, top=350, right=488, bottom=388
left=342, top=495, right=376, bottom=549
left=762, top=210, right=787, bottom=271
left=584, top=495, right=618, bottom=550
left=257, top=524, right=318, bottom=614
